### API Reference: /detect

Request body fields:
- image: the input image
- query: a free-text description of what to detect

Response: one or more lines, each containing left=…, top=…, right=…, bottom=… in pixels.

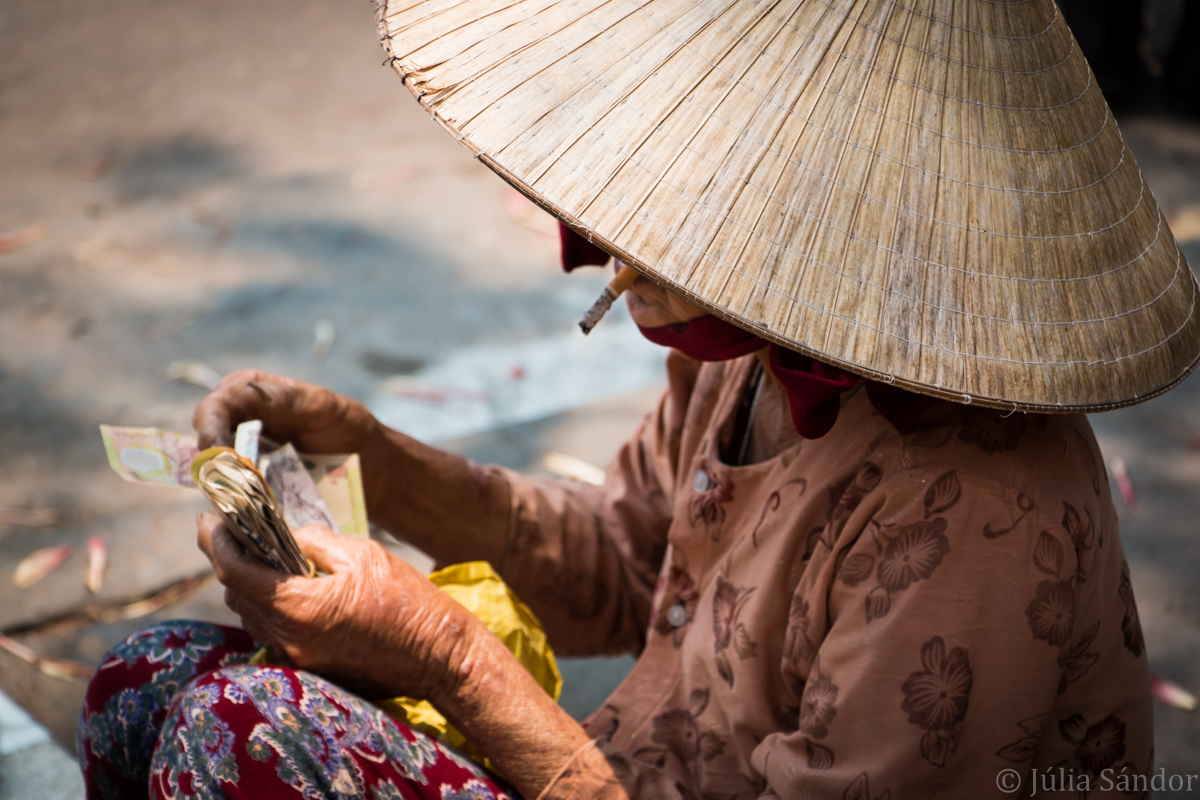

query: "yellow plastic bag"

left=375, top=561, right=561, bottom=766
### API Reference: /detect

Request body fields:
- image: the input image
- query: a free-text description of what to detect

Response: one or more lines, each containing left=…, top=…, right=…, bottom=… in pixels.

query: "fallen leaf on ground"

left=36, top=658, right=93, bottom=680
left=14, top=545, right=71, bottom=588
left=380, top=377, right=490, bottom=405
left=0, top=222, right=49, bottom=255
left=86, top=535, right=107, bottom=594
left=107, top=571, right=211, bottom=621
left=1152, top=673, right=1197, bottom=711
left=0, top=633, right=92, bottom=681
left=167, top=359, right=223, bottom=391
left=138, top=309, right=198, bottom=342
left=312, top=319, right=336, bottom=362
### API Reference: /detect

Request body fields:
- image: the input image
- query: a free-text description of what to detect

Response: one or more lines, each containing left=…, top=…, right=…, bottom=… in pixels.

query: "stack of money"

left=100, top=422, right=370, bottom=576
left=191, top=448, right=312, bottom=576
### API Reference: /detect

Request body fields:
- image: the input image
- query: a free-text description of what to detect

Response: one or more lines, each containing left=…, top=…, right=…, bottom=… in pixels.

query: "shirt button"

left=667, top=603, right=688, bottom=628
left=692, top=469, right=711, bottom=493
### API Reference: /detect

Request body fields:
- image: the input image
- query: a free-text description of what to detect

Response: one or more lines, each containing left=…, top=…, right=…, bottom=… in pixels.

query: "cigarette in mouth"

left=578, top=263, right=639, bottom=335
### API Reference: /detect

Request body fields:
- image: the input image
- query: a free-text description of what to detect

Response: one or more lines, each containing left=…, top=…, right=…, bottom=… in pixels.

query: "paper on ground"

left=368, top=313, right=666, bottom=443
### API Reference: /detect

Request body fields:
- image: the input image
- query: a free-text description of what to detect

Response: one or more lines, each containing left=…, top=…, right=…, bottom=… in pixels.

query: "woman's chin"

left=624, top=294, right=661, bottom=326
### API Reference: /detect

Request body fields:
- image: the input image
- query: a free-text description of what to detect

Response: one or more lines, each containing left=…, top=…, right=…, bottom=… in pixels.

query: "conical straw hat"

left=379, top=0, right=1200, bottom=411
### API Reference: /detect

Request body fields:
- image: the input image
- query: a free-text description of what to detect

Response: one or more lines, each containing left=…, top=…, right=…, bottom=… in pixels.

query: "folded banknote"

left=191, top=447, right=312, bottom=576
left=100, top=425, right=199, bottom=488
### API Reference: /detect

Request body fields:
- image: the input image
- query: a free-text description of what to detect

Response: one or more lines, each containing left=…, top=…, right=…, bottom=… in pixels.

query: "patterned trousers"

left=77, top=620, right=518, bottom=800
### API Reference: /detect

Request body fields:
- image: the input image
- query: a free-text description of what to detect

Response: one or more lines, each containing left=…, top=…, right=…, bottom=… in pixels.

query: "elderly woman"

left=78, top=0, right=1199, bottom=797
left=79, top=268, right=1161, bottom=799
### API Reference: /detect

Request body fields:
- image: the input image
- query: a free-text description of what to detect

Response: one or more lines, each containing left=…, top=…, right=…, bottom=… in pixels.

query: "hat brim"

left=379, top=0, right=1200, bottom=411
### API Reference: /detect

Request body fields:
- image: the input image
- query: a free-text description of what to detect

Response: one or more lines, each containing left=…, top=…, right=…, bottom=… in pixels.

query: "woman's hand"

left=196, top=512, right=479, bottom=703
left=197, top=511, right=592, bottom=796
left=192, top=370, right=510, bottom=568
left=193, top=369, right=382, bottom=455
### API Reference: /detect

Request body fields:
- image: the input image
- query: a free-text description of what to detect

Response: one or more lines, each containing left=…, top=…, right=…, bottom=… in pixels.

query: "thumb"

left=291, top=525, right=355, bottom=574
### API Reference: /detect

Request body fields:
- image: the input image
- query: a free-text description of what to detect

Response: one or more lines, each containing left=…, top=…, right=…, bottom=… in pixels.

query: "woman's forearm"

left=436, top=627, right=593, bottom=799
left=359, top=424, right=512, bottom=568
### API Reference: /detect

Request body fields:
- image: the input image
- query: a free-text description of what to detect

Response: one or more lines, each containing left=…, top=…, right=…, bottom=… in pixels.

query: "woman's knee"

left=97, top=619, right=252, bottom=671
left=81, top=619, right=254, bottom=728
left=77, top=620, right=257, bottom=792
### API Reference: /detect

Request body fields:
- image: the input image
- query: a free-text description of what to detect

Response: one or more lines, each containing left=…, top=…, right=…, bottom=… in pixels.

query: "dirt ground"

left=4, top=0, right=1200, bottom=795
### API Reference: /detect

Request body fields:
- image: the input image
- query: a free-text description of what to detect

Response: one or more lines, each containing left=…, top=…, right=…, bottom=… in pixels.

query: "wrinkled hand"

left=196, top=512, right=482, bottom=703
left=193, top=369, right=382, bottom=455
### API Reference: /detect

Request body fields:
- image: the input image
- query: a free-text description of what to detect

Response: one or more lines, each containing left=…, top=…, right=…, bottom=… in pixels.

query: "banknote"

left=303, top=453, right=368, bottom=537
left=232, top=420, right=366, bottom=537
left=100, top=425, right=199, bottom=488
left=233, top=419, right=264, bottom=466
left=101, top=422, right=369, bottom=542
left=260, top=443, right=339, bottom=532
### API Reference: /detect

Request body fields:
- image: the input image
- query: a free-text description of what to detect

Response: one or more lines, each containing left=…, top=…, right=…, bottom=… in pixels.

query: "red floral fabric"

left=78, top=621, right=517, bottom=800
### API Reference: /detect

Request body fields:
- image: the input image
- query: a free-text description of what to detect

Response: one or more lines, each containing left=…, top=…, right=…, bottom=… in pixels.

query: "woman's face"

left=622, top=266, right=707, bottom=328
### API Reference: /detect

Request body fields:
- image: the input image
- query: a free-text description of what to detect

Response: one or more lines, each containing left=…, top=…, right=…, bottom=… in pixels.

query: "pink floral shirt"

left=494, top=352, right=1152, bottom=799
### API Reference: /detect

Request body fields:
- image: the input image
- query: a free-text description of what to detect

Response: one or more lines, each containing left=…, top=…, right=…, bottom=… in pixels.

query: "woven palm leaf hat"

left=378, top=0, right=1200, bottom=411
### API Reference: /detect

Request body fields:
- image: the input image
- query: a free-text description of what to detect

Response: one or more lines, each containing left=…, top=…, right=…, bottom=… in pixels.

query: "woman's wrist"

left=360, top=425, right=512, bottom=567
left=435, top=625, right=592, bottom=798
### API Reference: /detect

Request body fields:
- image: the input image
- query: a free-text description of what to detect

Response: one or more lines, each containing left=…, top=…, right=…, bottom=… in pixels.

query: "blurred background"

left=2, top=0, right=1200, bottom=797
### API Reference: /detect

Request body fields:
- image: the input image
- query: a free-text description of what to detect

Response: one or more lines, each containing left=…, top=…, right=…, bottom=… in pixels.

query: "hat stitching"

left=417, top=0, right=1083, bottom=116
left=440, top=0, right=1095, bottom=156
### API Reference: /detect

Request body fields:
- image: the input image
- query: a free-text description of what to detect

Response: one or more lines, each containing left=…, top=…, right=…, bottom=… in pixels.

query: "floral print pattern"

left=783, top=597, right=816, bottom=667
left=823, top=463, right=883, bottom=547
left=958, top=408, right=1027, bottom=454
left=901, top=636, right=973, bottom=767
left=798, top=669, right=838, bottom=740
left=876, top=519, right=951, bottom=592
left=996, top=714, right=1049, bottom=764
left=711, top=576, right=756, bottom=686
left=1062, top=502, right=1094, bottom=580
left=856, top=511, right=952, bottom=623
left=688, top=470, right=734, bottom=540
left=751, top=478, right=807, bottom=548
left=1118, top=560, right=1145, bottom=657
left=644, top=689, right=725, bottom=788
left=982, top=492, right=1036, bottom=539
left=78, top=621, right=250, bottom=799
left=80, top=620, right=513, bottom=800
left=843, top=771, right=892, bottom=800
left=494, top=355, right=1155, bottom=798
left=1060, top=713, right=1127, bottom=776
left=1025, top=580, right=1075, bottom=647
